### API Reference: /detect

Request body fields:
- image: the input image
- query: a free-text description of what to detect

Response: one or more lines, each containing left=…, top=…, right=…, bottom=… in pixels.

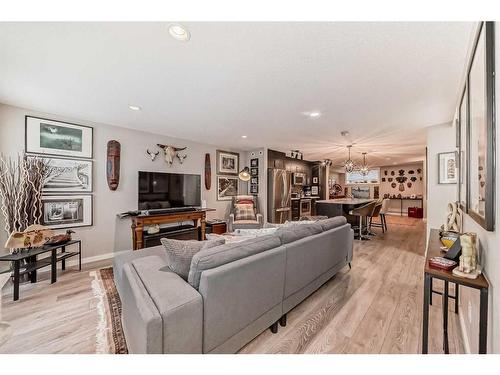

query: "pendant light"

left=344, top=145, right=355, bottom=173
left=360, top=152, right=369, bottom=176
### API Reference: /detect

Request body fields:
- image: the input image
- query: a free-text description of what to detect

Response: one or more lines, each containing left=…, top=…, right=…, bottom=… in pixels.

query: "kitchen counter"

left=291, top=196, right=320, bottom=200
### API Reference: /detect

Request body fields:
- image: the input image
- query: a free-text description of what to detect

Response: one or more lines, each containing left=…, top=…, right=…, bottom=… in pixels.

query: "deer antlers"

left=146, top=149, right=159, bottom=161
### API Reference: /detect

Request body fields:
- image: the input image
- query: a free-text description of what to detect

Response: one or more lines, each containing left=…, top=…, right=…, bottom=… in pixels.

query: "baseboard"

left=65, top=251, right=114, bottom=268
left=458, top=306, right=472, bottom=354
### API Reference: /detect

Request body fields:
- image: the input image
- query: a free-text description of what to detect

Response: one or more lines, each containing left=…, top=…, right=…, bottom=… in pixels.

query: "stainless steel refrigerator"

left=267, top=169, right=292, bottom=223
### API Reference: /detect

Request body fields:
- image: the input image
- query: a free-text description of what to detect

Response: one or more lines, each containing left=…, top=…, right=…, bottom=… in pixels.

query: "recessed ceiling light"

left=129, top=105, right=141, bottom=111
left=168, top=23, right=190, bottom=42
left=241, top=135, right=248, bottom=139
left=308, top=111, right=321, bottom=118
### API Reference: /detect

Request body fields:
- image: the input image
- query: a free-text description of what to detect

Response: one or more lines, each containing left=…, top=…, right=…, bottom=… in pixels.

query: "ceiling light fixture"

left=129, top=105, right=141, bottom=111
left=241, top=135, right=248, bottom=139
left=308, top=111, right=321, bottom=118
left=344, top=145, right=356, bottom=173
left=360, top=152, right=369, bottom=176
left=168, top=23, right=191, bottom=42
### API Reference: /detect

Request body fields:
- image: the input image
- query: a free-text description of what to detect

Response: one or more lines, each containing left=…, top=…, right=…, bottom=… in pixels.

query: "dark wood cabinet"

left=291, top=200, right=300, bottom=221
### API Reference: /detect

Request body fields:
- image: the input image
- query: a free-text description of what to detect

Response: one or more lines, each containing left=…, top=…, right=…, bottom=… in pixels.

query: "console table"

left=422, top=229, right=489, bottom=354
left=0, top=240, right=82, bottom=301
left=131, top=209, right=215, bottom=250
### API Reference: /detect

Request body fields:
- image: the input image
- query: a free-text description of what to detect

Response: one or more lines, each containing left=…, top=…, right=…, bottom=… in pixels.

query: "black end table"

left=0, top=240, right=81, bottom=301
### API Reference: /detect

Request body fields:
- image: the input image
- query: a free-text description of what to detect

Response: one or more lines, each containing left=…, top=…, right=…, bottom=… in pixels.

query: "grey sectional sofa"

left=113, top=216, right=353, bottom=354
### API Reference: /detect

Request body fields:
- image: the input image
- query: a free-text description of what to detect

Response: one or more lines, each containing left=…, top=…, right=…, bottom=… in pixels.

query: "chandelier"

left=344, top=145, right=355, bottom=173
left=359, top=152, right=369, bottom=176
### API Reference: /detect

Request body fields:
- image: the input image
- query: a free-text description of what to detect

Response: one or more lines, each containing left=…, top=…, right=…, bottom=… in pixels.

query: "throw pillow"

left=234, top=203, right=257, bottom=221
left=160, top=237, right=225, bottom=280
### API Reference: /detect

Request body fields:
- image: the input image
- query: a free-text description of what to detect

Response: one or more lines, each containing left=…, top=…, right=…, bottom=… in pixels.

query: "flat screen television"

left=138, top=171, right=201, bottom=210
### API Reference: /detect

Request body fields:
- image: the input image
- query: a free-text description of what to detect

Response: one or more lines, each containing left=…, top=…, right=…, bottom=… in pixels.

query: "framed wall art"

left=25, top=116, right=93, bottom=159
left=250, top=158, right=259, bottom=168
left=216, top=150, right=239, bottom=175
left=217, top=176, right=239, bottom=201
left=41, top=194, right=93, bottom=229
left=29, top=156, right=93, bottom=193
left=438, top=152, right=457, bottom=184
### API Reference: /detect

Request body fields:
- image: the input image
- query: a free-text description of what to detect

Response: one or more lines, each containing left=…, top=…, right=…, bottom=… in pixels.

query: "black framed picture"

left=216, top=150, right=239, bottom=175
left=250, top=176, right=258, bottom=185
left=41, top=194, right=93, bottom=229
left=250, top=158, right=259, bottom=167
left=250, top=184, right=258, bottom=194
left=312, top=176, right=318, bottom=184
left=25, top=116, right=93, bottom=159
left=250, top=167, right=258, bottom=176
left=217, top=176, right=239, bottom=201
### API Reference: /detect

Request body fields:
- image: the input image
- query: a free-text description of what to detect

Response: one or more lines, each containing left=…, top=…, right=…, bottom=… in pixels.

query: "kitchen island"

left=315, top=198, right=375, bottom=218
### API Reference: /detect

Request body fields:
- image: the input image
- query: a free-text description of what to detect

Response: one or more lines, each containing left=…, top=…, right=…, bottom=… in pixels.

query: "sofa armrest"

left=228, top=213, right=235, bottom=232
left=121, top=255, right=203, bottom=353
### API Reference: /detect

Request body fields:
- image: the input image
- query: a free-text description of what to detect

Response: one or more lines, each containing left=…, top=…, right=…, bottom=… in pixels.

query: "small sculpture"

left=176, top=153, right=187, bottom=164
left=453, top=233, right=481, bottom=279
left=441, top=202, right=463, bottom=233
left=146, top=149, right=159, bottom=161
left=44, top=230, right=75, bottom=246
left=107, top=140, right=121, bottom=191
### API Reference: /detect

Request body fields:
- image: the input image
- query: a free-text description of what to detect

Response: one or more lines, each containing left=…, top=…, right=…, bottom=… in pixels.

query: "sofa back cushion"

left=317, top=216, right=347, bottom=231
left=188, top=234, right=281, bottom=289
left=275, top=223, right=323, bottom=244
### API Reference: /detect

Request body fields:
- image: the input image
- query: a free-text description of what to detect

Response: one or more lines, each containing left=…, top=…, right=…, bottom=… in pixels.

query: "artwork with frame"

left=465, top=22, right=495, bottom=231
left=41, top=195, right=93, bottom=229
left=216, top=150, right=239, bottom=175
left=217, top=176, right=239, bottom=201
left=250, top=158, right=259, bottom=168
left=250, top=176, right=258, bottom=185
left=29, top=156, right=93, bottom=193
left=438, top=152, right=457, bottom=184
left=250, top=184, right=258, bottom=194
left=250, top=167, right=258, bottom=176
left=25, top=116, right=93, bottom=159
left=312, top=176, right=319, bottom=184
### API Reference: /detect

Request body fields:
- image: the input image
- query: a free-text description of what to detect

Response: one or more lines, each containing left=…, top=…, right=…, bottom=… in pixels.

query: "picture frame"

left=216, top=150, right=239, bottom=175
left=41, top=194, right=93, bottom=229
left=217, top=176, right=239, bottom=201
left=438, top=152, right=458, bottom=184
left=250, top=167, right=258, bottom=176
left=312, top=176, right=319, bottom=184
left=28, top=156, right=93, bottom=193
left=250, top=176, right=258, bottom=185
left=465, top=22, right=495, bottom=231
left=250, top=184, right=258, bottom=194
left=250, top=158, right=259, bottom=167
left=25, top=116, right=93, bottom=159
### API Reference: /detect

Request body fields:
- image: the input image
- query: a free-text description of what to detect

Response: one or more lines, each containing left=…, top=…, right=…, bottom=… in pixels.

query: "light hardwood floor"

left=0, top=216, right=464, bottom=354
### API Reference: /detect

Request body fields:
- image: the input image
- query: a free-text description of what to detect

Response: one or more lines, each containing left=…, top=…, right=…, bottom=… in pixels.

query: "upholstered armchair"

left=227, top=195, right=264, bottom=232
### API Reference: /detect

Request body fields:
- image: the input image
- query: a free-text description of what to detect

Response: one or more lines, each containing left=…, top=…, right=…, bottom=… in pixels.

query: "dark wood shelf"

left=56, top=251, right=79, bottom=262
left=19, top=258, right=51, bottom=276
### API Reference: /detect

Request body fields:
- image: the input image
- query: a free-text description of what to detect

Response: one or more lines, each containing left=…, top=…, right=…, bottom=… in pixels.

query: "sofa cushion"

left=317, top=216, right=347, bottom=231
left=188, top=234, right=281, bottom=289
left=275, top=223, right=323, bottom=244
left=160, top=238, right=225, bottom=280
left=234, top=203, right=257, bottom=221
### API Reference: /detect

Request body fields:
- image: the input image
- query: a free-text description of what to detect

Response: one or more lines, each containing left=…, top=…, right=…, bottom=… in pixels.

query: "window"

left=346, top=169, right=380, bottom=184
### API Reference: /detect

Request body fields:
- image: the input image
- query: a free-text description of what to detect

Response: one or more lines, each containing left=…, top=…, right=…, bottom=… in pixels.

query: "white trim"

left=458, top=306, right=472, bottom=354
left=65, top=251, right=114, bottom=267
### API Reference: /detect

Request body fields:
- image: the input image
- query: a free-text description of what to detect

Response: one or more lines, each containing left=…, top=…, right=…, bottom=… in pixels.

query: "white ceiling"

left=0, top=22, right=474, bottom=166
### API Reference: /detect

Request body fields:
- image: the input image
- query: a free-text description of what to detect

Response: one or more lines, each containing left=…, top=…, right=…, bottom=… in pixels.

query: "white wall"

left=426, top=123, right=457, bottom=232
left=0, top=103, right=246, bottom=265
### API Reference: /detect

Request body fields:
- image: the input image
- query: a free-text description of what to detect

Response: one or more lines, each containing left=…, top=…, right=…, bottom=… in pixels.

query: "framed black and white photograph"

left=41, top=195, right=93, bottom=229
left=466, top=22, right=495, bottom=230
left=25, top=116, right=93, bottom=158
left=312, top=176, right=319, bottom=184
left=250, top=176, right=258, bottom=185
left=216, top=150, right=239, bottom=175
left=438, top=152, right=457, bottom=184
left=250, top=158, right=259, bottom=168
left=250, top=167, right=258, bottom=176
left=29, top=156, right=93, bottom=193
left=250, top=184, right=258, bottom=194
left=217, top=176, right=239, bottom=201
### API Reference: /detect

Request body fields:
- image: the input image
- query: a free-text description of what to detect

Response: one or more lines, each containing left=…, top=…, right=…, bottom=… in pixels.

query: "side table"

left=0, top=240, right=82, bottom=301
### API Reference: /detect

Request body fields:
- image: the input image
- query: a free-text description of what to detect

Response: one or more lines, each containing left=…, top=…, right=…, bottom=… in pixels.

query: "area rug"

left=90, top=267, right=128, bottom=354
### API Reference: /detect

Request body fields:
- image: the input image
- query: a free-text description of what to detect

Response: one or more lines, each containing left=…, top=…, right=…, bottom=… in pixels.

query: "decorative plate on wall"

left=388, top=177, right=393, bottom=182
left=391, top=171, right=395, bottom=176
left=391, top=182, right=397, bottom=188
left=407, top=182, right=412, bottom=188
left=410, top=176, right=417, bottom=182
left=382, top=178, right=386, bottom=182
left=408, top=170, right=415, bottom=174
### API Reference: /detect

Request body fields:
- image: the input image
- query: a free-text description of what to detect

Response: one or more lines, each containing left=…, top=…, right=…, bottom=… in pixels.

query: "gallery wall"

left=0, top=103, right=247, bottom=266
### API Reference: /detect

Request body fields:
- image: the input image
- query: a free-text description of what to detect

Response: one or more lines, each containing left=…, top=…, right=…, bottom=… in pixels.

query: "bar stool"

left=369, top=198, right=389, bottom=232
left=368, top=200, right=383, bottom=235
left=349, top=201, right=377, bottom=240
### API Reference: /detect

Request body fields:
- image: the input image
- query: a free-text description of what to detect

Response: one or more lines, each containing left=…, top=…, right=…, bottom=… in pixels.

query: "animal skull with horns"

left=157, top=144, right=187, bottom=166
left=146, top=149, right=159, bottom=161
